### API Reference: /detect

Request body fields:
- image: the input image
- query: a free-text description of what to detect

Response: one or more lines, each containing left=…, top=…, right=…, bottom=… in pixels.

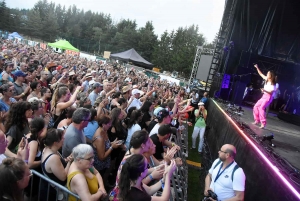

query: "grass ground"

left=186, top=126, right=205, bottom=201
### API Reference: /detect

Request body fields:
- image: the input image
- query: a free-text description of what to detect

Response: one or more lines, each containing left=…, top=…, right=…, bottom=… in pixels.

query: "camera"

left=202, top=190, right=218, bottom=201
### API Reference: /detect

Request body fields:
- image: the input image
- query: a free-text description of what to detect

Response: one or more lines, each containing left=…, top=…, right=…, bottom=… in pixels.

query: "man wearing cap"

left=149, top=108, right=172, bottom=137
left=13, top=70, right=30, bottom=101
left=127, top=88, right=143, bottom=111
left=88, top=82, right=103, bottom=106
left=82, top=73, right=93, bottom=92
left=122, top=85, right=131, bottom=101
left=56, top=65, right=63, bottom=75
left=191, top=102, right=207, bottom=154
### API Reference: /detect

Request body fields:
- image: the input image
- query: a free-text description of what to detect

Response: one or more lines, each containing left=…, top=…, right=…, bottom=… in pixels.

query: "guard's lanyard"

left=214, top=161, right=234, bottom=182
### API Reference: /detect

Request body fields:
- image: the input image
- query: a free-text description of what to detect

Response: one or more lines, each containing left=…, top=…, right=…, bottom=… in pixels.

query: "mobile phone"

left=117, top=140, right=124, bottom=144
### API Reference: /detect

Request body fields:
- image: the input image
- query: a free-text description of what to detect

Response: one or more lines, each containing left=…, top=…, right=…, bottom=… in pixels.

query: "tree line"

left=0, top=0, right=215, bottom=77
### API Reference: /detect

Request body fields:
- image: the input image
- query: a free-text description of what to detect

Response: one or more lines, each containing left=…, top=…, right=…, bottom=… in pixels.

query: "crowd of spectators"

left=0, top=38, right=209, bottom=201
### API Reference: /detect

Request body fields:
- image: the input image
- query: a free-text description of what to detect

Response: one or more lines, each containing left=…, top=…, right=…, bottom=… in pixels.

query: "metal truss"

left=204, top=0, right=238, bottom=93
left=189, top=46, right=214, bottom=85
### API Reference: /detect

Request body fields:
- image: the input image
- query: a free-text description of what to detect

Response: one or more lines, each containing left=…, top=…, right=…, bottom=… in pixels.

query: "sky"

left=7, top=0, right=225, bottom=43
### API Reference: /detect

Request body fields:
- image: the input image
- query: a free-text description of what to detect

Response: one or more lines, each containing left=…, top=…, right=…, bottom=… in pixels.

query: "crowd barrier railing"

left=168, top=124, right=189, bottom=201
left=29, top=169, right=81, bottom=201
left=28, top=124, right=189, bottom=201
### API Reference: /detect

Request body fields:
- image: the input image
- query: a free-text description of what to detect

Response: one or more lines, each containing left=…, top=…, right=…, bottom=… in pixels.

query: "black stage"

left=237, top=106, right=300, bottom=170
left=203, top=99, right=300, bottom=201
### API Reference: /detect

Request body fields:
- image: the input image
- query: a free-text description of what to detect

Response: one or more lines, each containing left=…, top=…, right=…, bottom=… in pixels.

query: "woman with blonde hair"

left=51, top=85, right=81, bottom=128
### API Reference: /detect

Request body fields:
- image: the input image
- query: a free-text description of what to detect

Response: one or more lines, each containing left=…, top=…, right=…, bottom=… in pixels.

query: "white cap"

left=91, top=70, right=97, bottom=74
left=28, top=97, right=42, bottom=103
left=153, top=107, right=164, bottom=116
left=198, top=102, right=204, bottom=106
left=89, top=80, right=95, bottom=85
left=132, top=89, right=142, bottom=95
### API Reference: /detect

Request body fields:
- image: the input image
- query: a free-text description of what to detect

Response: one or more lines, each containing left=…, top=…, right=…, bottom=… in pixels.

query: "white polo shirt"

left=209, top=159, right=246, bottom=201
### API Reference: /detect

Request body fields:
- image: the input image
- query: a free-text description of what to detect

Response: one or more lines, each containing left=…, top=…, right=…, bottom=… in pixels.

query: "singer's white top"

left=264, top=82, right=275, bottom=94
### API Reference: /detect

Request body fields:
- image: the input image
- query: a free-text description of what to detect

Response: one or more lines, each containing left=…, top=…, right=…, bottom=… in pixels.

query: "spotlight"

left=262, top=133, right=275, bottom=147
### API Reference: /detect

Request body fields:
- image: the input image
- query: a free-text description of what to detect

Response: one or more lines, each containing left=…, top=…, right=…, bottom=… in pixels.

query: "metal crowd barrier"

left=168, top=124, right=189, bottom=201
left=27, top=124, right=189, bottom=201
left=28, top=169, right=81, bottom=201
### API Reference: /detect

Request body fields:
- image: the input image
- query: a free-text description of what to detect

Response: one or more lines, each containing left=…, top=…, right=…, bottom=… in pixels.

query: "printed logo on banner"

left=221, top=74, right=231, bottom=89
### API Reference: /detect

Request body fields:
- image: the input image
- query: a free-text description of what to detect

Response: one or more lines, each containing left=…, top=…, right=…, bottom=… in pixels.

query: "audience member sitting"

left=67, top=144, right=106, bottom=201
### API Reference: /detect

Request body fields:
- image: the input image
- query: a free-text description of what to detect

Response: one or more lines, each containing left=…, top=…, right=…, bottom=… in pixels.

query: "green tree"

left=0, top=0, right=10, bottom=30
left=23, top=9, right=43, bottom=39
left=137, top=21, right=158, bottom=61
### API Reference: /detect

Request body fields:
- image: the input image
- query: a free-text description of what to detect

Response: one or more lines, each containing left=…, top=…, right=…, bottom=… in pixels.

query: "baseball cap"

left=154, top=107, right=164, bottom=116
left=52, top=70, right=58, bottom=76
left=93, top=82, right=103, bottom=88
left=132, top=89, right=142, bottom=95
left=156, top=109, right=172, bottom=120
left=56, top=65, right=63, bottom=71
left=13, top=70, right=27, bottom=77
left=158, top=124, right=172, bottom=136
left=28, top=97, right=44, bottom=103
left=91, top=70, right=97, bottom=74
left=198, top=102, right=205, bottom=106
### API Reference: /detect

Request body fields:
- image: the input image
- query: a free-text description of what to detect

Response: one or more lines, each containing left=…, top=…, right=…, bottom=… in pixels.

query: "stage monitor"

left=196, top=55, right=213, bottom=81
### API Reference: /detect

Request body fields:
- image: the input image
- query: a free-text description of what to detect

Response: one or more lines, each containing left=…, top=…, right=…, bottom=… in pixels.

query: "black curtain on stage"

left=223, top=0, right=300, bottom=75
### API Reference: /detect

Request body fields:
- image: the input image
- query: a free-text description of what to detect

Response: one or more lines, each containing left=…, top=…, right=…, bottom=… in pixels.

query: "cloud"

left=7, top=0, right=224, bottom=42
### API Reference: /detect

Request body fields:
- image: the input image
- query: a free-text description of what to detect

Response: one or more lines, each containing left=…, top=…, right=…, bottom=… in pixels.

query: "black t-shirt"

left=150, top=134, right=164, bottom=160
left=147, top=119, right=158, bottom=133
left=125, top=186, right=151, bottom=201
left=6, top=124, right=29, bottom=152
left=139, top=112, right=151, bottom=130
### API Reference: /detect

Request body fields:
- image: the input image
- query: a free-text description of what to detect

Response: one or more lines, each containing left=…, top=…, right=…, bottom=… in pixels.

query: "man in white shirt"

left=204, top=144, right=245, bottom=201
left=127, top=88, right=143, bottom=111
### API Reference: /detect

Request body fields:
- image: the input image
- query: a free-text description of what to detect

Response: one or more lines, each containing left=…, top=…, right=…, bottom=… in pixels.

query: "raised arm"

left=254, top=64, right=267, bottom=80
left=57, top=86, right=81, bottom=110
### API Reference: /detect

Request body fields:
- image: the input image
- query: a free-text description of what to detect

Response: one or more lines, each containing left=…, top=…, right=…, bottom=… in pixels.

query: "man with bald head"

left=204, top=144, right=245, bottom=201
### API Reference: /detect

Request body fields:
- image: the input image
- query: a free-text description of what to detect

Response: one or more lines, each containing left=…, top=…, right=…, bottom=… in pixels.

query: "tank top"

left=67, top=171, right=99, bottom=201
left=41, top=153, right=67, bottom=185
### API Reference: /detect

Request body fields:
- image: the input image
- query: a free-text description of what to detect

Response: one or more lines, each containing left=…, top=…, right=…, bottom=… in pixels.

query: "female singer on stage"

left=253, top=64, right=276, bottom=129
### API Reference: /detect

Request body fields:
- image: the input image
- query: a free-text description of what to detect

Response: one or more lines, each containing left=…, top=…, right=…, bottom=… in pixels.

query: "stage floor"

left=239, top=106, right=300, bottom=170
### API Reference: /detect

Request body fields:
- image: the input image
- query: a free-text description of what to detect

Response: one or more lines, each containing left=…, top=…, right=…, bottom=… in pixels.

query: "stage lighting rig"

left=262, top=133, right=275, bottom=147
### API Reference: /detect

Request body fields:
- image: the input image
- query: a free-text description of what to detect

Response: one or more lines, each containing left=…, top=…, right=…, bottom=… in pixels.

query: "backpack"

left=213, top=159, right=240, bottom=181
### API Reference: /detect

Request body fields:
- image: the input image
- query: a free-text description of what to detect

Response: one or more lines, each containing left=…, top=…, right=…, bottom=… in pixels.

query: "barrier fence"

left=28, top=125, right=189, bottom=201
left=29, top=170, right=80, bottom=201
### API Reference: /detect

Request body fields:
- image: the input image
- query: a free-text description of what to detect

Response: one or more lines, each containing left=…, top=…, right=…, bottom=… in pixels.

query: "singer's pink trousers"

left=253, top=93, right=272, bottom=126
